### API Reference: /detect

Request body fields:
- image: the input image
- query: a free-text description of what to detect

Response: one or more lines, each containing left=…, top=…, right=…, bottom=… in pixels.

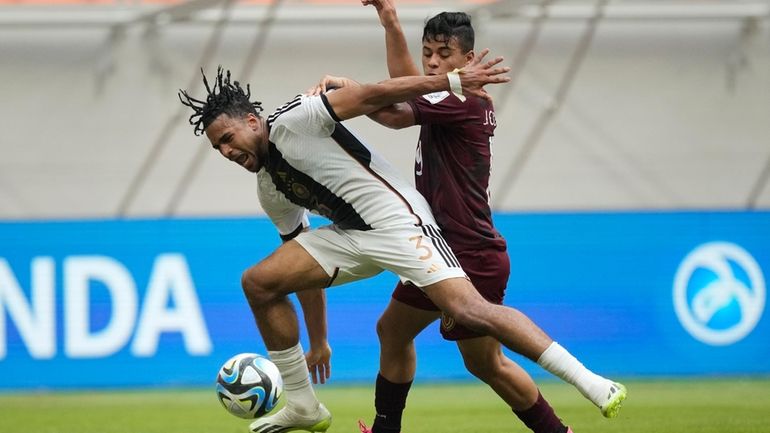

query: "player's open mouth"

left=237, top=154, right=248, bottom=166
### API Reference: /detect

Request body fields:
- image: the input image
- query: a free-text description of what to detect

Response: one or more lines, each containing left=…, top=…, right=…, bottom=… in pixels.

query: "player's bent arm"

left=272, top=222, right=333, bottom=384
left=368, top=102, right=416, bottom=130
left=384, top=30, right=420, bottom=78
left=296, top=288, right=328, bottom=350
left=371, top=0, right=420, bottom=78
left=296, top=288, right=332, bottom=384
left=277, top=226, right=328, bottom=353
left=384, top=26, right=419, bottom=78
left=297, top=289, right=328, bottom=348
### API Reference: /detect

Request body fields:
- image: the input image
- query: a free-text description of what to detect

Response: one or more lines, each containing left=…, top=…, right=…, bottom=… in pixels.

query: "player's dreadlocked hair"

left=178, top=66, right=263, bottom=136
left=423, top=12, right=475, bottom=53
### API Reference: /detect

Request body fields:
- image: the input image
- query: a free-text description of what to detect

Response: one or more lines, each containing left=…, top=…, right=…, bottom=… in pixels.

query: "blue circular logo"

left=673, top=242, right=765, bottom=346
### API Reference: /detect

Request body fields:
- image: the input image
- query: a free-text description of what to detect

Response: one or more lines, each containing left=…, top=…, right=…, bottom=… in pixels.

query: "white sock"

left=537, top=341, right=612, bottom=407
left=268, top=343, right=320, bottom=416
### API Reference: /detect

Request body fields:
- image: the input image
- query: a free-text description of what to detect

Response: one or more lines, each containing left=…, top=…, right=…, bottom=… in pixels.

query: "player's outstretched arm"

left=324, top=48, right=510, bottom=120
left=363, top=0, right=420, bottom=78
left=306, top=74, right=416, bottom=130
left=305, top=75, right=360, bottom=96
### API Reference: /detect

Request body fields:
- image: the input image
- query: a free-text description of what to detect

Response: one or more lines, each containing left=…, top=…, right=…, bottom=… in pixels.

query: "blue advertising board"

left=0, top=211, right=768, bottom=390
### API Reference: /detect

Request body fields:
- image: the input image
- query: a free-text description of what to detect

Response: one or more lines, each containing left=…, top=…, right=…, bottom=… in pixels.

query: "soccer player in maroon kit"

left=358, top=7, right=571, bottom=433
left=304, top=2, right=625, bottom=433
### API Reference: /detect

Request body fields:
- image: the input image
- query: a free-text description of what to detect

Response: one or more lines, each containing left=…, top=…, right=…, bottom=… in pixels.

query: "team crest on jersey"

left=422, top=91, right=450, bottom=105
left=440, top=312, right=456, bottom=331
left=291, top=182, right=310, bottom=199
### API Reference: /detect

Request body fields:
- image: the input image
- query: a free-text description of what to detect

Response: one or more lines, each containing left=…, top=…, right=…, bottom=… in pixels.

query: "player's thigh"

left=245, top=239, right=330, bottom=294
left=360, top=224, right=466, bottom=288
left=422, top=276, right=488, bottom=320
left=378, top=297, right=440, bottom=343
left=294, top=224, right=383, bottom=287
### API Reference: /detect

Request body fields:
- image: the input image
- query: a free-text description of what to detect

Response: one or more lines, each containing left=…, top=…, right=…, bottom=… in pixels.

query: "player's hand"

left=305, top=341, right=332, bottom=384
left=361, top=0, right=398, bottom=28
left=456, top=48, right=511, bottom=101
left=306, top=75, right=359, bottom=96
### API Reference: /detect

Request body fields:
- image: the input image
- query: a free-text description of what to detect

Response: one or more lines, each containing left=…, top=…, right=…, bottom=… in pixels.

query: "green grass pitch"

left=1, top=378, right=769, bottom=433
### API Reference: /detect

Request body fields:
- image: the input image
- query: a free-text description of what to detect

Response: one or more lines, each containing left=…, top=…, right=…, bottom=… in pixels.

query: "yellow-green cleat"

left=600, top=382, right=627, bottom=418
left=250, top=403, right=332, bottom=433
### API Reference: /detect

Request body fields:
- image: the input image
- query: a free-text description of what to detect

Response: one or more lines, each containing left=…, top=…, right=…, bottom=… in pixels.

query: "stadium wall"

left=1, top=15, right=769, bottom=219
left=1, top=211, right=768, bottom=390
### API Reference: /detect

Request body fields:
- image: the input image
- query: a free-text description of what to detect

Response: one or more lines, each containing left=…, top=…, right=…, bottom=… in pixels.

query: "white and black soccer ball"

left=215, top=353, right=283, bottom=419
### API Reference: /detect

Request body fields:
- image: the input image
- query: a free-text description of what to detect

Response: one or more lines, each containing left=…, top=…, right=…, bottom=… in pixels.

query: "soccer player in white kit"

left=179, top=58, right=623, bottom=433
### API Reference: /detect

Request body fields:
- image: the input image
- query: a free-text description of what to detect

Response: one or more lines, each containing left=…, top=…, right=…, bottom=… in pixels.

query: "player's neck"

left=255, top=117, right=270, bottom=161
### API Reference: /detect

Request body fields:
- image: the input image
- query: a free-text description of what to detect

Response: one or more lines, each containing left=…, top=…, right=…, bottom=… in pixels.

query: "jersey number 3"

left=409, top=235, right=433, bottom=261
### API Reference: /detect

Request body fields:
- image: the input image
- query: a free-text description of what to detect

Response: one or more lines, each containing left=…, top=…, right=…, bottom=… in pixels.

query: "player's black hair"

left=178, top=66, right=263, bottom=137
left=423, top=12, right=475, bottom=53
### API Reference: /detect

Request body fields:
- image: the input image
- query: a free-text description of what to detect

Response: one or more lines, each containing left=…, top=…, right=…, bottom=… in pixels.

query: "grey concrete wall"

left=1, top=9, right=768, bottom=219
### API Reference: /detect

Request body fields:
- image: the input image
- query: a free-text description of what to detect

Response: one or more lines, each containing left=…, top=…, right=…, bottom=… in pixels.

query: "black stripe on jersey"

left=422, top=225, right=461, bottom=268
left=330, top=123, right=423, bottom=226
left=325, top=267, right=340, bottom=288
left=320, top=93, right=342, bottom=122
left=424, top=225, right=460, bottom=268
left=265, top=142, right=373, bottom=231
left=279, top=222, right=305, bottom=242
left=330, top=123, right=371, bottom=166
left=427, top=225, right=461, bottom=267
left=267, top=95, right=302, bottom=127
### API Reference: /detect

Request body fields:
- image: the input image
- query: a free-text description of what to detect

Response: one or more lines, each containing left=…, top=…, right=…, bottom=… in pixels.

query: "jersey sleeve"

left=268, top=94, right=338, bottom=138
left=257, top=169, right=310, bottom=240
left=406, top=91, right=473, bottom=125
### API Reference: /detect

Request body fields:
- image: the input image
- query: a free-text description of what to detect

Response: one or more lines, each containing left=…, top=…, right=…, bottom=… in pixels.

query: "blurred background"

left=1, top=0, right=769, bottom=391
left=1, top=0, right=769, bottom=218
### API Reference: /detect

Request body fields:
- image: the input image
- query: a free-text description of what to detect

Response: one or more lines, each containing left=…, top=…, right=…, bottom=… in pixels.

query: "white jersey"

left=257, top=93, right=437, bottom=236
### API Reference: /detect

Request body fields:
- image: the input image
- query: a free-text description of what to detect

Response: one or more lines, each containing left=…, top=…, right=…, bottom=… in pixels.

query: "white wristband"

left=447, top=68, right=466, bottom=102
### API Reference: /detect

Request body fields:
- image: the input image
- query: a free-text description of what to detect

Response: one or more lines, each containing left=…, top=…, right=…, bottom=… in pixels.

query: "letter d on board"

left=64, top=256, right=137, bottom=358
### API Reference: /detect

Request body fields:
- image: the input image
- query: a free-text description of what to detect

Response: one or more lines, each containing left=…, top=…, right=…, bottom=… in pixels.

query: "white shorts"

left=294, top=223, right=467, bottom=289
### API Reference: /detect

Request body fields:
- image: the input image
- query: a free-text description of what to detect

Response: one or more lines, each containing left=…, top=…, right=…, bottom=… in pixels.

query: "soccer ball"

left=215, top=353, right=283, bottom=419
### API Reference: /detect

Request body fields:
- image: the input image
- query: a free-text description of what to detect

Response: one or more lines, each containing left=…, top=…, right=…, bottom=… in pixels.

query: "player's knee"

left=376, top=313, right=400, bottom=344
left=375, top=316, right=387, bottom=342
left=241, top=267, right=276, bottom=306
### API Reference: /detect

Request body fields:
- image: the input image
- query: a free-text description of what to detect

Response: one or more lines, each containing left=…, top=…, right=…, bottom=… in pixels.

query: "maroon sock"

left=513, top=390, right=568, bottom=433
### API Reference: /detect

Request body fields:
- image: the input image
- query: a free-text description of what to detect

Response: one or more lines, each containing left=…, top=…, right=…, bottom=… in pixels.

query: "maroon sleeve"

left=406, top=92, right=472, bottom=125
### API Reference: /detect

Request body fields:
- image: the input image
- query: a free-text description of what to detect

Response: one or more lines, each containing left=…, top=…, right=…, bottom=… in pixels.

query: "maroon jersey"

left=406, top=91, right=506, bottom=253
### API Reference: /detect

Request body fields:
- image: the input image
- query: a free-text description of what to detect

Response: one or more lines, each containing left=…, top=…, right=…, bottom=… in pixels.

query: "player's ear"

left=464, top=49, right=475, bottom=66
left=247, top=113, right=259, bottom=131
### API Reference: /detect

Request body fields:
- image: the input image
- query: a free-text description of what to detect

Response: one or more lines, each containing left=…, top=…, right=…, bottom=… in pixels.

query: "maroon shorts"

left=392, top=248, right=510, bottom=341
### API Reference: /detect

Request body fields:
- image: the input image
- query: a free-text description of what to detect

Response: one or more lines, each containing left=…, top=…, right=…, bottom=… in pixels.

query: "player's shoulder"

left=267, top=94, right=305, bottom=127
left=267, top=93, right=336, bottom=140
